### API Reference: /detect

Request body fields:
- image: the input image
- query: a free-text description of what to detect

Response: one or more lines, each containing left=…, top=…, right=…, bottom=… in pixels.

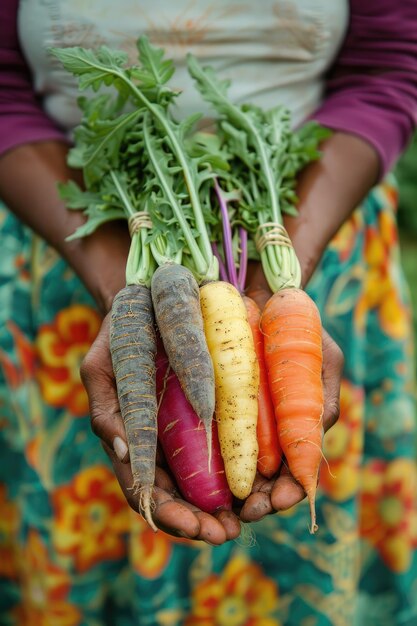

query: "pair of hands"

left=80, top=278, right=344, bottom=545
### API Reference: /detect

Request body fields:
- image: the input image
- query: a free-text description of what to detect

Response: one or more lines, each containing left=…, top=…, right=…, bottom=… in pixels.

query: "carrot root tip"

left=137, top=484, right=158, bottom=533
left=308, top=494, right=318, bottom=534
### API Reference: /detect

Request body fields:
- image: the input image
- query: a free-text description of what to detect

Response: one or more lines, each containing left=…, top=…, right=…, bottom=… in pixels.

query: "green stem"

left=110, top=170, right=153, bottom=285
left=150, top=237, right=182, bottom=267
left=142, top=120, right=207, bottom=277
left=110, top=170, right=136, bottom=218
left=84, top=110, right=141, bottom=170
left=114, top=72, right=214, bottom=267
left=249, top=167, right=279, bottom=277
left=188, top=57, right=281, bottom=224
left=54, top=51, right=215, bottom=276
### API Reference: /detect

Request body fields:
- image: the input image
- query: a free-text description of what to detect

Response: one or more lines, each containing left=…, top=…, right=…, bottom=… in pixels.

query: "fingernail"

left=113, top=436, right=128, bottom=461
left=177, top=531, right=193, bottom=540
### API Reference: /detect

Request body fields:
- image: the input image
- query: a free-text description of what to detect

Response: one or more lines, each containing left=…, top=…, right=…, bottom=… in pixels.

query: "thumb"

left=80, top=313, right=129, bottom=462
left=321, top=328, right=344, bottom=432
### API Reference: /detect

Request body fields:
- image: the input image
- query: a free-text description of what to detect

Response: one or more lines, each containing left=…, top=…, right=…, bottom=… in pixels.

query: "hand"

left=239, top=267, right=344, bottom=523
left=80, top=314, right=241, bottom=544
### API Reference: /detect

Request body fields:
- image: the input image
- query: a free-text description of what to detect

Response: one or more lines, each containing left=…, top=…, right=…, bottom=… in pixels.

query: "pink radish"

left=156, top=346, right=233, bottom=513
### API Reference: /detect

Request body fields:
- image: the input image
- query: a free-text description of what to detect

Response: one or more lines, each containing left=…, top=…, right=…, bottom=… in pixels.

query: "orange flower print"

left=52, top=466, right=130, bottom=573
left=0, top=484, right=20, bottom=578
left=329, top=209, right=364, bottom=263
left=129, top=511, right=184, bottom=579
left=320, top=380, right=364, bottom=501
left=184, top=553, right=280, bottom=626
left=14, top=530, right=81, bottom=626
left=14, top=252, right=31, bottom=282
left=36, top=305, right=101, bottom=416
left=0, top=322, right=36, bottom=389
left=360, top=458, right=417, bottom=573
left=355, top=209, right=410, bottom=340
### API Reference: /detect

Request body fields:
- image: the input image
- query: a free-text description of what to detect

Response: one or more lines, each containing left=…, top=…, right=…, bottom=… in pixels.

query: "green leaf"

left=57, top=181, right=99, bottom=209
left=176, top=113, right=203, bottom=143
left=187, top=55, right=232, bottom=116
left=77, top=110, right=142, bottom=184
left=188, top=55, right=282, bottom=225
left=136, top=36, right=175, bottom=87
left=49, top=46, right=128, bottom=90
left=66, top=209, right=126, bottom=240
left=185, top=131, right=230, bottom=171
left=142, top=118, right=206, bottom=274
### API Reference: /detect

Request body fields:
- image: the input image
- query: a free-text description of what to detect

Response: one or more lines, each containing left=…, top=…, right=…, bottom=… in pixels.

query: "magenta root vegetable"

left=156, top=346, right=232, bottom=514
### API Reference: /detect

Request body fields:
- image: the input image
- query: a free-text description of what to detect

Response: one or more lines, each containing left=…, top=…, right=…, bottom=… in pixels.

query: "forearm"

left=285, top=131, right=379, bottom=287
left=0, top=141, right=129, bottom=312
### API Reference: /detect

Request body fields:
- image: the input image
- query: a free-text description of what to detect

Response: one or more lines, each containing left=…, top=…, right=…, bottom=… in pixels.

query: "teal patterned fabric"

left=0, top=178, right=416, bottom=626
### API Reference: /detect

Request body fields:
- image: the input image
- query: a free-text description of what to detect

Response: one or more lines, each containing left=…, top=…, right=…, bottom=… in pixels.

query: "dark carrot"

left=151, top=263, right=215, bottom=458
left=243, top=295, right=282, bottom=479
left=261, top=288, right=324, bottom=533
left=110, top=284, right=158, bottom=531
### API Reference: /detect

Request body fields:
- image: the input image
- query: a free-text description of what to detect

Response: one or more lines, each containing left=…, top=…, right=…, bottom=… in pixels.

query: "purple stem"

left=237, top=226, right=248, bottom=293
left=211, top=242, right=228, bottom=282
left=214, top=179, right=239, bottom=290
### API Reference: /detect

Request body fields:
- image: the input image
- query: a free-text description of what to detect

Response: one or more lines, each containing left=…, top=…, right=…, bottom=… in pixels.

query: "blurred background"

left=396, top=135, right=417, bottom=385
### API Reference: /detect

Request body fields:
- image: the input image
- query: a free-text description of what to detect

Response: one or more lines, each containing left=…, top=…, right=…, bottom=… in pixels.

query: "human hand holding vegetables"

left=0, top=139, right=241, bottom=542
left=51, top=38, right=379, bottom=536
left=85, top=130, right=375, bottom=532
left=80, top=313, right=242, bottom=543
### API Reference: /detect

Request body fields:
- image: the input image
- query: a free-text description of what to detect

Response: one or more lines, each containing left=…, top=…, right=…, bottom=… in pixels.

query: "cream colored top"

left=18, top=0, right=349, bottom=130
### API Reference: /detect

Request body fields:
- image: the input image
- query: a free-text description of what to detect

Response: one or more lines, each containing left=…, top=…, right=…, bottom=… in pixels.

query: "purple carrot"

left=156, top=343, right=233, bottom=513
left=214, top=179, right=239, bottom=290
left=211, top=242, right=229, bottom=282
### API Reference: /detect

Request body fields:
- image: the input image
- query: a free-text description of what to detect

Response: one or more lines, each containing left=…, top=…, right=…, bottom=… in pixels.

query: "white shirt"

left=18, top=0, right=349, bottom=131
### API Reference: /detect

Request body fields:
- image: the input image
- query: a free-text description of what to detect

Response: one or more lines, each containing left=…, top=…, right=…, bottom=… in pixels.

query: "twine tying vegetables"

left=128, top=212, right=153, bottom=237
left=254, top=222, right=293, bottom=253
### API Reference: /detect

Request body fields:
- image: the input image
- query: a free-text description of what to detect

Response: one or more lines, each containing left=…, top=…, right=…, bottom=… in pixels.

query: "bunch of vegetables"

left=52, top=37, right=329, bottom=533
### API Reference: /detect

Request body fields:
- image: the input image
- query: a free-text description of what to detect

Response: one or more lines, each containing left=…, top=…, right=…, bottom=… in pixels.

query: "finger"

left=178, top=500, right=232, bottom=545
left=238, top=472, right=274, bottom=522
left=321, top=328, right=344, bottom=432
left=103, top=443, right=201, bottom=538
left=193, top=511, right=228, bottom=545
left=239, top=491, right=272, bottom=523
left=80, top=315, right=129, bottom=462
left=250, top=471, right=274, bottom=494
left=270, top=465, right=306, bottom=511
left=154, top=469, right=235, bottom=544
left=214, top=510, right=241, bottom=541
left=152, top=489, right=201, bottom=539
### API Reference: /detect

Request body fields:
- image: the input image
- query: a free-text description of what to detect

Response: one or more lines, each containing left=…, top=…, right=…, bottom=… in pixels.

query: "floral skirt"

left=0, top=178, right=416, bottom=626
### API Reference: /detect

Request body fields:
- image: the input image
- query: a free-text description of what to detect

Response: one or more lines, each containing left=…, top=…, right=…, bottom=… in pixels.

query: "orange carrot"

left=261, top=288, right=324, bottom=533
left=243, top=296, right=282, bottom=479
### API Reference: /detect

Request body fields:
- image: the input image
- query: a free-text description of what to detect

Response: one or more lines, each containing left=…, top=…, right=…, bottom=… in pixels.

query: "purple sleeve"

left=313, top=0, right=417, bottom=177
left=0, top=0, right=67, bottom=159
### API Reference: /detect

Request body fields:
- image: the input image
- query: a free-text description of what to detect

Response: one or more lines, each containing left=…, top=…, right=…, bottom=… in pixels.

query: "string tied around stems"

left=254, top=221, right=302, bottom=291
left=128, top=212, right=153, bottom=237
left=254, top=222, right=292, bottom=254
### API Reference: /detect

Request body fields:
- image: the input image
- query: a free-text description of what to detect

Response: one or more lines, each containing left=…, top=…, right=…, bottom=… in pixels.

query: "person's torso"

left=18, top=0, right=349, bottom=130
